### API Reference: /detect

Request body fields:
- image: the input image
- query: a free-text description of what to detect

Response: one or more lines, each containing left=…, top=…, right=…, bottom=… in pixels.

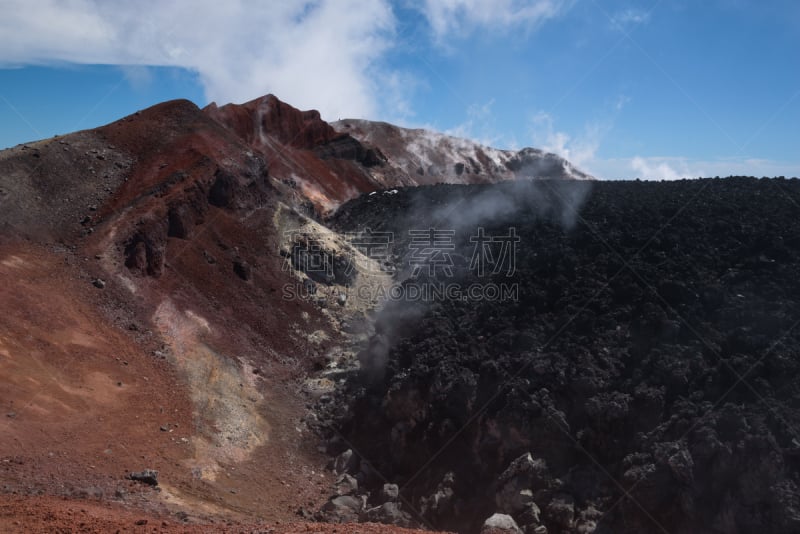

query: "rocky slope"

left=204, top=95, right=382, bottom=214
left=333, top=119, right=593, bottom=186
left=1, top=93, right=519, bottom=532
left=0, top=88, right=708, bottom=534
left=321, top=177, right=800, bottom=533
left=0, top=96, right=350, bottom=530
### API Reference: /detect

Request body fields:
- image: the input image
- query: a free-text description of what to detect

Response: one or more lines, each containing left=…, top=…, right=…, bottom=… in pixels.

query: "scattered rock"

left=333, top=449, right=359, bottom=475
left=356, top=459, right=380, bottom=488
left=380, top=483, right=400, bottom=503
left=544, top=494, right=575, bottom=530
left=296, top=506, right=314, bottom=519
left=233, top=259, right=251, bottom=281
left=496, top=453, right=552, bottom=514
left=362, top=502, right=414, bottom=528
left=517, top=501, right=543, bottom=530
left=319, top=495, right=363, bottom=523
left=481, top=513, right=522, bottom=534
left=128, top=469, right=158, bottom=486
left=92, top=278, right=106, bottom=289
left=418, top=472, right=456, bottom=522
left=334, top=474, right=358, bottom=496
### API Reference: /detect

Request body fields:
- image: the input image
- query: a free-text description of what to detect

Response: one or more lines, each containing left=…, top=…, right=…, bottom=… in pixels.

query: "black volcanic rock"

left=314, top=134, right=386, bottom=167
left=128, top=469, right=158, bottom=486
left=322, top=177, right=800, bottom=534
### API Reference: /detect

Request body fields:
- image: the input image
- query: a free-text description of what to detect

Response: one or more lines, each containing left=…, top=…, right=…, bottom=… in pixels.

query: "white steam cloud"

left=530, top=111, right=605, bottom=174
left=630, top=157, right=697, bottom=181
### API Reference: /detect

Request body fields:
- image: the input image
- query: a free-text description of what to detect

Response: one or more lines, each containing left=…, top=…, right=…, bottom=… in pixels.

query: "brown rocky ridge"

left=0, top=92, right=589, bottom=532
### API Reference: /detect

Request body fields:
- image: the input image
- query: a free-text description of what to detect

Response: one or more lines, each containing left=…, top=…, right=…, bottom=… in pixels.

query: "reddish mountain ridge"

left=205, top=94, right=388, bottom=213
left=0, top=93, right=587, bottom=532
left=203, top=95, right=591, bottom=213
left=0, top=95, right=412, bottom=532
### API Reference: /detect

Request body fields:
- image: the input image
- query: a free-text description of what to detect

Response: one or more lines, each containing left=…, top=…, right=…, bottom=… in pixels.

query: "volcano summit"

left=0, top=94, right=798, bottom=534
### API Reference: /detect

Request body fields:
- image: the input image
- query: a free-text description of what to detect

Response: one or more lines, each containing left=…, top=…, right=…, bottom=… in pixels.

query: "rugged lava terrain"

left=1, top=91, right=798, bottom=534
left=324, top=177, right=800, bottom=533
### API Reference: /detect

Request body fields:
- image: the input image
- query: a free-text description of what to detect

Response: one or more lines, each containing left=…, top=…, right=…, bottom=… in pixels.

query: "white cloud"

left=589, top=156, right=800, bottom=181
left=0, top=1, right=575, bottom=123
left=0, top=0, right=397, bottom=120
left=119, top=66, right=154, bottom=91
left=610, top=8, right=650, bottom=29
left=614, top=94, right=631, bottom=111
left=690, top=157, right=800, bottom=178
left=445, top=99, right=508, bottom=146
left=419, top=0, right=572, bottom=39
left=381, top=70, right=423, bottom=122
left=525, top=111, right=800, bottom=181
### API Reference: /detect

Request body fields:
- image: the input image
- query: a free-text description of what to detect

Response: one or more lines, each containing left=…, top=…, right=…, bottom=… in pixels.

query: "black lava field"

left=320, top=177, right=800, bottom=533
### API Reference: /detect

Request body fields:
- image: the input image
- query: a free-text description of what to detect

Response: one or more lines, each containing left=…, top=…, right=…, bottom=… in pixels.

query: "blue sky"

left=0, top=0, right=798, bottom=179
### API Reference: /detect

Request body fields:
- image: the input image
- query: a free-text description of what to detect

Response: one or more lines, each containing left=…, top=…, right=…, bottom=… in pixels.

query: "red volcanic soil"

left=0, top=494, right=450, bottom=534
left=0, top=95, right=449, bottom=532
left=0, top=496, right=450, bottom=534
left=0, top=237, right=335, bottom=529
